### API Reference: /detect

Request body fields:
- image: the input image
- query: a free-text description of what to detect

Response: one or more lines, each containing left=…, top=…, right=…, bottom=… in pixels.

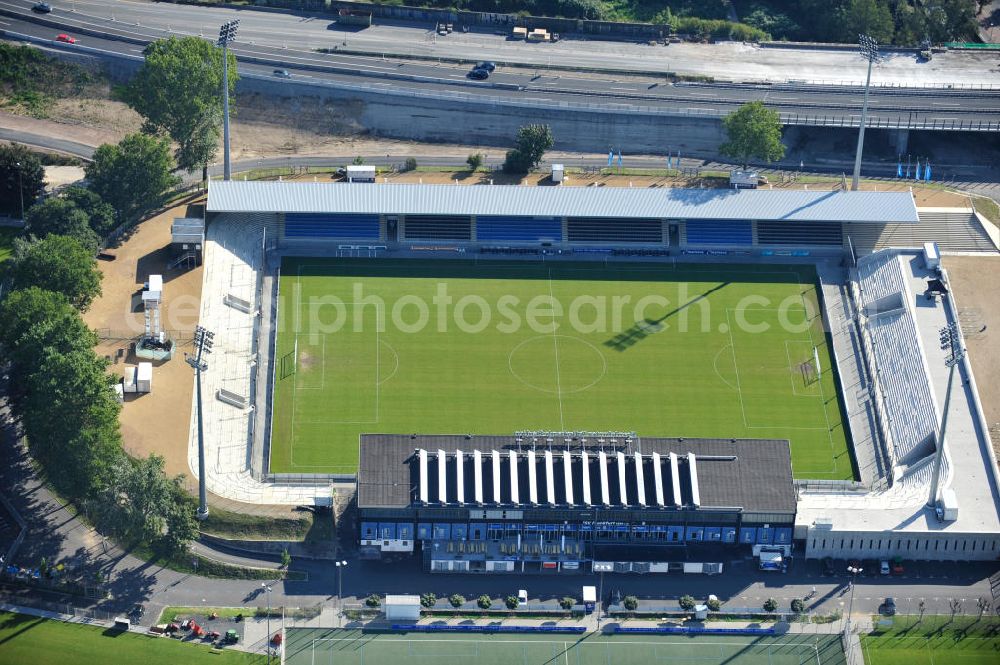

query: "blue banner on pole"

left=896, top=161, right=902, bottom=178
left=915, top=161, right=922, bottom=180
left=667, top=156, right=672, bottom=169
left=618, top=150, right=623, bottom=168
left=924, top=163, right=931, bottom=182
left=607, top=150, right=614, bottom=167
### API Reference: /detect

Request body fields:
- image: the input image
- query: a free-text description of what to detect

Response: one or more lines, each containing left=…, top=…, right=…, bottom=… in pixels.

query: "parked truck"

left=582, top=586, right=597, bottom=614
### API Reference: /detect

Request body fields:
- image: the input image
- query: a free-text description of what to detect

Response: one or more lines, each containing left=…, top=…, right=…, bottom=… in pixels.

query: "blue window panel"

left=632, top=525, right=648, bottom=533
left=543, top=524, right=559, bottom=532
left=651, top=525, right=667, bottom=533
left=723, top=527, right=737, bottom=543
left=579, top=523, right=593, bottom=532
left=469, top=524, right=486, bottom=540
left=686, top=527, right=704, bottom=541
left=361, top=522, right=378, bottom=539
left=476, top=216, right=562, bottom=242
left=756, top=528, right=774, bottom=545
left=378, top=523, right=397, bottom=539
left=525, top=524, right=540, bottom=532
left=488, top=523, right=504, bottom=530
left=284, top=213, right=380, bottom=239
left=417, top=523, right=432, bottom=540
left=432, top=523, right=451, bottom=540
left=396, top=524, right=414, bottom=540
left=739, top=528, right=756, bottom=544
left=451, top=524, right=468, bottom=540
left=667, top=526, right=685, bottom=542
left=686, top=220, right=752, bottom=246
left=615, top=524, right=629, bottom=532
left=774, top=527, right=793, bottom=544
left=705, top=527, right=722, bottom=542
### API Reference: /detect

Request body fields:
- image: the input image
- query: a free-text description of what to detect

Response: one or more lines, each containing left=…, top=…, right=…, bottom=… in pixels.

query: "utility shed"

left=384, top=595, right=421, bottom=620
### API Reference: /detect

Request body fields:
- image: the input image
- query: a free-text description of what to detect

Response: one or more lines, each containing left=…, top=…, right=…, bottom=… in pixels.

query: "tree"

left=720, top=101, right=786, bottom=170
left=790, top=598, right=805, bottom=614
left=0, top=287, right=97, bottom=371
left=24, top=198, right=99, bottom=250
left=477, top=594, right=492, bottom=610
left=420, top=593, right=437, bottom=608
left=125, top=36, right=237, bottom=173
left=977, top=597, right=991, bottom=621
left=163, top=486, right=198, bottom=554
left=706, top=597, right=721, bottom=611
left=623, top=595, right=639, bottom=611
left=63, top=186, right=117, bottom=236
left=842, top=0, right=894, bottom=44
left=85, top=133, right=180, bottom=223
left=98, top=454, right=174, bottom=541
left=0, top=143, right=45, bottom=218
left=503, top=124, right=554, bottom=174
left=505, top=595, right=519, bottom=610
left=404, top=157, right=418, bottom=172
left=22, top=349, right=122, bottom=499
left=678, top=595, right=696, bottom=611
left=280, top=547, right=292, bottom=569
left=763, top=598, right=778, bottom=613
left=10, top=235, right=102, bottom=310
left=559, top=596, right=575, bottom=610
left=949, top=598, right=962, bottom=618
left=466, top=153, right=483, bottom=171
left=918, top=599, right=926, bottom=621
left=448, top=593, right=466, bottom=609
left=365, top=594, right=381, bottom=608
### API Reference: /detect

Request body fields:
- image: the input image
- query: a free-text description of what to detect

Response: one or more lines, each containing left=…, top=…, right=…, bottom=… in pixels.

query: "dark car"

left=468, top=68, right=489, bottom=80
left=475, top=61, right=497, bottom=73
left=273, top=69, right=291, bottom=78
left=880, top=597, right=896, bottom=615
left=127, top=604, right=144, bottom=619
left=822, top=557, right=835, bottom=576
left=32, top=2, right=52, bottom=12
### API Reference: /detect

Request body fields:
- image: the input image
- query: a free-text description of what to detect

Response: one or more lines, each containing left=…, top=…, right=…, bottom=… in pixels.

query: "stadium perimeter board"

left=283, top=629, right=847, bottom=665
left=270, top=259, right=852, bottom=478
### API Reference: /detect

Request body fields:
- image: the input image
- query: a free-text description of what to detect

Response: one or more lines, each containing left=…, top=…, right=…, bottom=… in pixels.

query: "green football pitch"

left=270, top=258, right=853, bottom=478
left=283, top=629, right=847, bottom=665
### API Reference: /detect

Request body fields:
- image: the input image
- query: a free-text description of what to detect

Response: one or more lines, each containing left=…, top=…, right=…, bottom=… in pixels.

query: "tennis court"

left=283, top=629, right=847, bottom=665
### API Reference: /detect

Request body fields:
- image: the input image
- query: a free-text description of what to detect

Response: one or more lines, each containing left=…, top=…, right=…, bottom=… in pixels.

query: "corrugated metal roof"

left=207, top=181, right=919, bottom=224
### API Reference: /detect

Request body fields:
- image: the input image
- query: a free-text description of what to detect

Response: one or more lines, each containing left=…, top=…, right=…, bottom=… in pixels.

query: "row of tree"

left=0, top=232, right=196, bottom=557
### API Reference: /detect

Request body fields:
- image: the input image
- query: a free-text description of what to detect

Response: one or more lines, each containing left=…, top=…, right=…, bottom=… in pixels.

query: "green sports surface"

left=0, top=611, right=252, bottom=665
left=283, top=629, right=847, bottom=665
left=270, top=259, right=853, bottom=478
left=861, top=616, right=1000, bottom=665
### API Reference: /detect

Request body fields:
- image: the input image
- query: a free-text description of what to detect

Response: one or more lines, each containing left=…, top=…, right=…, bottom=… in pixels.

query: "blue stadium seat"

left=476, top=216, right=562, bottom=242
left=685, top=221, right=753, bottom=245
left=285, top=213, right=380, bottom=239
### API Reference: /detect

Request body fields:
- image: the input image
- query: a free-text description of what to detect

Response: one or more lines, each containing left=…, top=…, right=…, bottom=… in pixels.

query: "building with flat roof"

left=357, top=434, right=795, bottom=573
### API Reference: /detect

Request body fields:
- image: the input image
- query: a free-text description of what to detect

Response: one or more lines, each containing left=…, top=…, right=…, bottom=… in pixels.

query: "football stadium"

left=195, top=179, right=1000, bottom=570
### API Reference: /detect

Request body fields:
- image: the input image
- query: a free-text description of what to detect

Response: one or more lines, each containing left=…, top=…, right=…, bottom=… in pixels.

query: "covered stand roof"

left=358, top=434, right=796, bottom=514
left=207, top=181, right=919, bottom=225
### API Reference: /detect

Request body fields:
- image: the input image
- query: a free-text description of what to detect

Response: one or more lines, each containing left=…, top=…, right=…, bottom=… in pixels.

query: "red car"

left=56, top=34, right=77, bottom=44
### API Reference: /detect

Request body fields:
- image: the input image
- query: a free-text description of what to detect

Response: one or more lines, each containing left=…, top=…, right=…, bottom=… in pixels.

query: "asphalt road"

left=1, top=0, right=999, bottom=127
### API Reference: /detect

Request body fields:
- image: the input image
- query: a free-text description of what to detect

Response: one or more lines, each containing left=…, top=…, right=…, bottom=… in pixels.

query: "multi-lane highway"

left=1, top=0, right=999, bottom=127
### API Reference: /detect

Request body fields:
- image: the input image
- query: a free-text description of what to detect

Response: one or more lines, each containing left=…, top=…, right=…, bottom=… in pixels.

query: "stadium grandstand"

left=195, top=180, right=1000, bottom=567
left=356, top=434, right=796, bottom=572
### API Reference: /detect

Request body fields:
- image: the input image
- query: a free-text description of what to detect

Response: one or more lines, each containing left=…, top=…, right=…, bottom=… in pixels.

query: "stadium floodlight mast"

left=851, top=34, right=879, bottom=191
left=217, top=20, right=239, bottom=181
left=927, top=323, right=965, bottom=508
left=186, top=326, right=215, bottom=519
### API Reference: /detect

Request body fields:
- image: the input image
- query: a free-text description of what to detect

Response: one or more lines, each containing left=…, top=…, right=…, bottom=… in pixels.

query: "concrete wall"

left=805, top=527, right=1000, bottom=561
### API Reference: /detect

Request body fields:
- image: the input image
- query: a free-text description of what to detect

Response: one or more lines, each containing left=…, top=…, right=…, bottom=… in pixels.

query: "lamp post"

left=335, top=560, right=347, bottom=626
left=261, top=583, right=272, bottom=664
left=845, top=564, right=862, bottom=633
left=14, top=161, right=24, bottom=219
left=851, top=34, right=879, bottom=191
left=596, top=569, right=605, bottom=630
left=185, top=326, right=214, bottom=519
left=217, top=20, right=239, bottom=181
left=928, top=323, right=965, bottom=507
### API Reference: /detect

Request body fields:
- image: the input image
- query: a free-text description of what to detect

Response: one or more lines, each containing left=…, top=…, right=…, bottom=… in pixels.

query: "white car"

left=880, top=560, right=890, bottom=575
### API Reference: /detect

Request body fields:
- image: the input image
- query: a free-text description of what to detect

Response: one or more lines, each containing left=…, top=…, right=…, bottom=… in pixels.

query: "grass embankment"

left=0, top=226, right=20, bottom=262
left=0, top=42, right=103, bottom=118
left=0, top=611, right=255, bottom=665
left=862, top=615, right=1000, bottom=665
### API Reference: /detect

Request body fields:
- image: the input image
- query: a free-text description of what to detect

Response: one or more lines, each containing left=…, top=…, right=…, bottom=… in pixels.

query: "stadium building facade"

left=356, top=434, right=796, bottom=573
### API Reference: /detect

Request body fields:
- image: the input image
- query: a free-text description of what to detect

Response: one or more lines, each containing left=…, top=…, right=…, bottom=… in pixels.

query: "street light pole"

left=186, top=326, right=214, bottom=520
left=14, top=161, right=23, bottom=219
left=928, top=323, right=965, bottom=507
left=845, top=565, right=862, bottom=633
left=262, top=583, right=272, bottom=664
left=597, top=570, right=605, bottom=630
left=335, top=560, right=347, bottom=627
left=217, top=20, right=240, bottom=181
left=852, top=34, right=879, bottom=191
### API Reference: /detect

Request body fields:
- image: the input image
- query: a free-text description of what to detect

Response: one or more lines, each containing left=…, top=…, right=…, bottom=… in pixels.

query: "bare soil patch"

left=943, top=255, right=1000, bottom=457
left=83, top=198, right=205, bottom=479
